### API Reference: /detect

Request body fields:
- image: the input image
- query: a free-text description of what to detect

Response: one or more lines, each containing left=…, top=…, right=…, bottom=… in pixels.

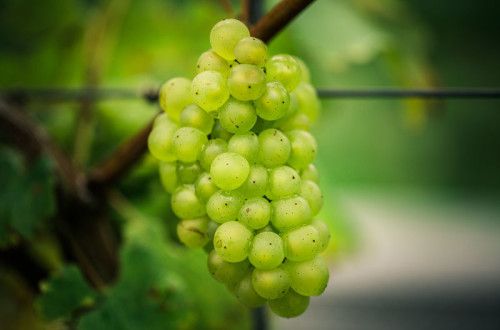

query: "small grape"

left=293, top=82, right=320, bottom=123
left=267, top=166, right=301, bottom=200
left=258, top=129, right=291, bottom=168
left=311, top=219, right=331, bottom=252
left=287, top=130, right=317, bottom=170
left=207, top=249, right=251, bottom=286
left=252, top=267, right=290, bottom=299
left=177, top=162, right=201, bottom=184
left=195, top=172, right=218, bottom=202
left=282, top=225, right=321, bottom=262
left=210, top=152, right=250, bottom=190
left=268, top=290, right=309, bottom=318
left=206, top=190, right=243, bottom=223
left=172, top=127, right=208, bottom=163
left=274, top=111, right=312, bottom=132
left=148, top=120, right=178, bottom=162
left=228, top=64, right=266, bottom=101
left=234, top=36, right=268, bottom=66
left=227, top=132, right=259, bottom=164
left=301, top=164, right=319, bottom=183
left=176, top=217, right=210, bottom=248
left=254, top=82, right=290, bottom=121
left=214, top=221, right=253, bottom=262
left=210, top=19, right=250, bottom=60
left=236, top=165, right=268, bottom=198
left=238, top=197, right=271, bottom=230
left=196, top=50, right=230, bottom=76
left=219, top=98, right=257, bottom=133
left=158, top=161, right=179, bottom=193
left=191, top=70, right=230, bottom=112
left=248, top=232, right=284, bottom=270
left=211, top=120, right=233, bottom=141
left=293, top=56, right=311, bottom=83
left=171, top=185, right=206, bottom=219
left=266, top=55, right=301, bottom=92
left=159, top=77, right=192, bottom=122
left=271, top=196, right=311, bottom=232
left=300, top=180, right=323, bottom=216
left=285, top=256, right=329, bottom=296
left=180, top=104, right=214, bottom=134
left=199, top=138, right=227, bottom=171
left=153, top=113, right=171, bottom=128
left=234, top=273, right=266, bottom=308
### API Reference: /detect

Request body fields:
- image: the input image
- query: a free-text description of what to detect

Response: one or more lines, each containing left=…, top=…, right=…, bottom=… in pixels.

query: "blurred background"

left=1, top=0, right=499, bottom=329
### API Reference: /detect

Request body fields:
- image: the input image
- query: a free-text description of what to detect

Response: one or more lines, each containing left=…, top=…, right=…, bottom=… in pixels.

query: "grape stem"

left=250, top=0, right=316, bottom=43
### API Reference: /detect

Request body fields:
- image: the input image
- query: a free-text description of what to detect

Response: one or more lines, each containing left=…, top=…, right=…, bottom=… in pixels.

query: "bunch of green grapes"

left=148, top=18, right=329, bottom=318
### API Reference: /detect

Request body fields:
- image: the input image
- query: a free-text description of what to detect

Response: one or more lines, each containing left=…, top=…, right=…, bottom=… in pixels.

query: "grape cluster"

left=148, top=19, right=330, bottom=318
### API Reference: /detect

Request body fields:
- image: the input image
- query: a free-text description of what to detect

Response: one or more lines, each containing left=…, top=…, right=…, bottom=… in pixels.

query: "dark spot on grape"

left=292, top=176, right=295, bottom=179
left=246, top=208, right=250, bottom=213
left=294, top=203, right=297, bottom=205
left=226, top=163, right=229, bottom=165
left=313, top=240, right=316, bottom=242
left=252, top=180, right=256, bottom=183
left=269, top=243, right=272, bottom=245
left=224, top=203, right=228, bottom=206
left=195, top=92, right=199, bottom=95
left=248, top=85, right=251, bottom=89
left=282, top=101, right=285, bottom=104
left=235, top=125, right=239, bottom=128
left=224, top=246, right=227, bottom=249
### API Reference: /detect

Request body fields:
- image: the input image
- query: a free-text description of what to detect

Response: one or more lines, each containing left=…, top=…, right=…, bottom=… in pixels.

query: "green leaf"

left=37, top=265, right=96, bottom=321
left=0, top=147, right=56, bottom=244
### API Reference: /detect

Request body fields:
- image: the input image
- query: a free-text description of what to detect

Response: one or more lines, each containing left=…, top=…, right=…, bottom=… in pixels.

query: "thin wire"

left=2, top=87, right=500, bottom=105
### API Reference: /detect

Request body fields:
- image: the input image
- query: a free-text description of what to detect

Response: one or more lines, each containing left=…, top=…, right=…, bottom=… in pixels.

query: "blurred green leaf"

left=0, top=147, right=56, bottom=243
left=37, top=265, right=96, bottom=321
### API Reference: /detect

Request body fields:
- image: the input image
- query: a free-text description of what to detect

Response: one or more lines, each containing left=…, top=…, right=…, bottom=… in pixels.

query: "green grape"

left=258, top=129, right=291, bottom=168
left=204, top=221, right=219, bottom=253
left=159, top=161, right=179, bottom=193
left=228, top=64, right=266, bottom=101
left=206, top=190, right=243, bottom=223
left=254, top=82, right=290, bottom=121
left=195, top=172, right=218, bottom=202
left=171, top=185, right=206, bottom=219
left=287, top=130, right=317, bottom=170
left=238, top=197, right=271, bottom=230
left=252, top=117, right=275, bottom=134
left=148, top=120, right=178, bottom=162
left=252, top=267, right=290, bottom=299
left=227, top=132, right=259, bottom=164
left=191, top=70, right=230, bottom=112
left=211, top=120, right=233, bottom=141
left=274, top=111, right=312, bottom=132
left=285, top=256, right=329, bottom=296
left=236, top=165, right=268, bottom=198
left=248, top=232, right=284, bottom=270
left=153, top=113, right=171, bottom=128
left=159, top=77, right=192, bottom=122
left=268, top=290, right=309, bottom=318
left=196, top=50, right=230, bottom=76
left=268, top=166, right=301, bottom=200
left=172, top=127, right=208, bottom=163
left=300, top=180, right=323, bottom=216
left=199, top=138, right=227, bottom=171
left=176, top=217, right=210, bottom=248
left=300, top=164, right=319, bottom=183
left=311, top=219, right=330, bottom=252
left=214, top=221, right=253, bottom=262
left=177, top=162, right=201, bottom=184
left=210, top=152, right=250, bottom=190
left=234, top=273, right=266, bottom=308
left=207, top=249, right=251, bottom=285
left=282, top=225, right=321, bottom=262
left=210, top=18, right=250, bottom=60
left=179, top=104, right=214, bottom=134
left=293, top=82, right=320, bottom=123
left=234, top=36, right=268, bottom=66
left=271, top=196, right=311, bottom=232
left=266, top=55, right=301, bottom=92
left=293, top=56, right=311, bottom=83
left=219, top=98, right=257, bottom=133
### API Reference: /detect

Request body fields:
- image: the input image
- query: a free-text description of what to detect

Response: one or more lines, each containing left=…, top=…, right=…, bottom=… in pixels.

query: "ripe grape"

left=238, top=197, right=271, bottom=230
left=191, top=70, right=230, bottom=112
left=176, top=217, right=210, bottom=248
left=206, top=190, right=243, bottom=223
left=228, top=64, right=266, bottom=101
left=234, top=273, right=266, bottom=307
left=252, top=267, right=290, bottom=299
left=286, top=256, right=329, bottom=296
left=159, top=77, right=192, bottom=122
left=218, top=98, right=257, bottom=133
left=268, top=290, right=310, bottom=318
left=268, top=166, right=301, bottom=200
left=214, top=221, right=253, bottom=262
left=227, top=132, right=259, bottom=164
left=248, top=232, right=284, bottom=270
left=266, top=55, right=301, bottom=92
left=179, top=104, right=214, bottom=134
left=234, top=37, right=268, bottom=67
left=210, top=152, right=250, bottom=190
left=196, top=50, right=230, bottom=76
left=271, top=196, right=312, bottom=232
left=254, top=81, right=290, bottom=121
left=282, top=225, right=321, bottom=261
left=171, top=185, right=206, bottom=219
left=158, top=161, right=178, bottom=193
left=258, top=128, right=291, bottom=168
left=287, top=130, right=317, bottom=170
left=210, top=19, right=250, bottom=60
left=199, top=138, right=227, bottom=171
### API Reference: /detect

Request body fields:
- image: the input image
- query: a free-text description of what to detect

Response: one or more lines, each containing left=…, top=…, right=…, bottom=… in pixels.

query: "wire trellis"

left=2, top=87, right=500, bottom=105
